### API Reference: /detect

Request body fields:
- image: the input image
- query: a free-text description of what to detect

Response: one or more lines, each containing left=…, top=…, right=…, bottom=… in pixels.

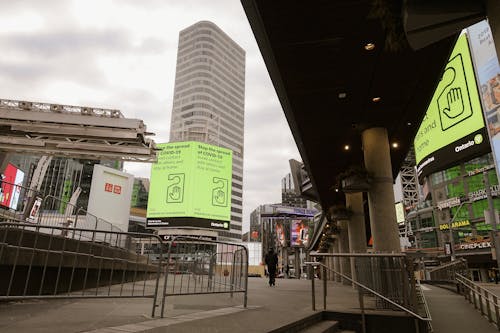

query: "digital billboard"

left=290, top=219, right=309, bottom=247
left=395, top=202, right=405, bottom=225
left=146, top=142, right=232, bottom=230
left=276, top=220, right=286, bottom=246
left=414, top=33, right=489, bottom=182
left=0, top=163, right=25, bottom=210
left=468, top=20, right=500, bottom=186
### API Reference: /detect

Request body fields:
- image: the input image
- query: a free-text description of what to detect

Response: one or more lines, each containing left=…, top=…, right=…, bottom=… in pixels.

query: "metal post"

left=310, top=263, right=316, bottom=311
left=322, top=265, right=327, bottom=310
left=358, top=288, right=366, bottom=333
left=447, top=201, right=469, bottom=261
left=484, top=171, right=500, bottom=271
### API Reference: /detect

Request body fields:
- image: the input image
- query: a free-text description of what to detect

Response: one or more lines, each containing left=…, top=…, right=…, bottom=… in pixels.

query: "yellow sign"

left=439, top=220, right=470, bottom=230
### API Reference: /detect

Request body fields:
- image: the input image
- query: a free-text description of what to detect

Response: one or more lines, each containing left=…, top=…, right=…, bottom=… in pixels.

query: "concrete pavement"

left=1, top=277, right=497, bottom=332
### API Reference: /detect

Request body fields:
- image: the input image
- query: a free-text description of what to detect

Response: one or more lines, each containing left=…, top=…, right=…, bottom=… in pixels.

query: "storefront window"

left=471, top=200, right=488, bottom=218
left=419, top=231, right=437, bottom=248
left=420, top=217, right=434, bottom=228
left=444, top=165, right=461, bottom=181
left=447, top=181, right=465, bottom=198
left=467, top=174, right=483, bottom=192
left=450, top=205, right=469, bottom=220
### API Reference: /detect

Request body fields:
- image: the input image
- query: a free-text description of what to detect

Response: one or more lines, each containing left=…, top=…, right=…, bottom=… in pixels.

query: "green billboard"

left=146, top=141, right=232, bottom=230
left=414, top=33, right=489, bottom=181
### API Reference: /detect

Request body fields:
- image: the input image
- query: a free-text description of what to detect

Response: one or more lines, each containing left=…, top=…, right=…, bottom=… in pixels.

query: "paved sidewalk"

left=0, top=278, right=364, bottom=333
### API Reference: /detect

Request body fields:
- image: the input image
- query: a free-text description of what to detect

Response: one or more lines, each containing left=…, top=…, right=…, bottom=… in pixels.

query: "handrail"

left=455, top=272, right=500, bottom=329
left=428, top=258, right=466, bottom=273
left=417, top=280, right=433, bottom=332
left=305, top=261, right=431, bottom=322
left=309, top=251, right=407, bottom=257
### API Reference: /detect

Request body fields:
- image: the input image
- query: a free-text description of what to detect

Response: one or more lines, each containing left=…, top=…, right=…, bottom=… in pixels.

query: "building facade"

left=403, top=152, right=500, bottom=281
left=169, top=21, right=245, bottom=242
left=281, top=173, right=308, bottom=208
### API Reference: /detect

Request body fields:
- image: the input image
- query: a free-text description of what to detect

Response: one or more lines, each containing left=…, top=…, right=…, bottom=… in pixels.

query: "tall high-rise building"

left=169, top=21, right=245, bottom=242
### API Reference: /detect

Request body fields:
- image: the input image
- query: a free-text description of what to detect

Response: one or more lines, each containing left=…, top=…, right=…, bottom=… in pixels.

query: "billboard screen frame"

left=414, top=33, right=490, bottom=182
left=146, top=141, right=232, bottom=230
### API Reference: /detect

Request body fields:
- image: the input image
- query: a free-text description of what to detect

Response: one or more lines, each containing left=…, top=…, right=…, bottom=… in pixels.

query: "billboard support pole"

left=484, top=171, right=500, bottom=271
left=447, top=200, right=469, bottom=261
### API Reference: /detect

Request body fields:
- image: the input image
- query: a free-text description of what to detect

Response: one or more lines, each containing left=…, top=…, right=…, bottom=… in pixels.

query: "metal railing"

left=0, top=222, right=164, bottom=317
left=160, top=236, right=248, bottom=316
left=427, top=259, right=468, bottom=282
left=0, top=180, right=39, bottom=221
left=456, top=273, right=500, bottom=329
left=306, top=252, right=432, bottom=333
left=0, top=181, right=126, bottom=244
left=417, top=280, right=433, bottom=332
left=36, top=195, right=125, bottom=242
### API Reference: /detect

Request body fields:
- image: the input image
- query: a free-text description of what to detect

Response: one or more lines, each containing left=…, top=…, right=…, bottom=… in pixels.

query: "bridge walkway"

left=423, top=283, right=498, bottom=333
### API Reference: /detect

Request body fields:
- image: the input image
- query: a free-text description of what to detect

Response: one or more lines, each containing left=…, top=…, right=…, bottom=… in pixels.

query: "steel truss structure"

left=0, top=98, right=157, bottom=162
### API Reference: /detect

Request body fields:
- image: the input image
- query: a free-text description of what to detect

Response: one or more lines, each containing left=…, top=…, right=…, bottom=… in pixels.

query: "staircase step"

left=299, top=320, right=340, bottom=333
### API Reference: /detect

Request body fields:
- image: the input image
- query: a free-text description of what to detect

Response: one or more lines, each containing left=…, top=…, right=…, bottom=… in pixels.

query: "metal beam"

left=0, top=98, right=157, bottom=162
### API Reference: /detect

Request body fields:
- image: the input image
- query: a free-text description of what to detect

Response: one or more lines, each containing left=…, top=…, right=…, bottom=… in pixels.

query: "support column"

left=338, top=220, right=351, bottom=284
left=362, top=127, right=401, bottom=253
left=346, top=192, right=367, bottom=284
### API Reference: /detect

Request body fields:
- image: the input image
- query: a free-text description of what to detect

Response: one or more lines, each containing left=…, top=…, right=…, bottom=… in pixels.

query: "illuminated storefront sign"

left=439, top=220, right=470, bottom=230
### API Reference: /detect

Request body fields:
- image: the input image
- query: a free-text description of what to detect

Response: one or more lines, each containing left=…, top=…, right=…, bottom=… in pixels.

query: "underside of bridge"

left=242, top=0, right=486, bottom=211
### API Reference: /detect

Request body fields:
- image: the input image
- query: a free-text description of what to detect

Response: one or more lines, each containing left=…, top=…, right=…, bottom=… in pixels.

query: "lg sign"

left=105, top=182, right=122, bottom=195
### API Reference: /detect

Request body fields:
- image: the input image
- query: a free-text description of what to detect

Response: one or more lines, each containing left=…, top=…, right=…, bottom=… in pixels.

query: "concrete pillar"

left=362, top=127, right=401, bottom=253
left=346, top=192, right=367, bottom=284
left=332, top=238, right=341, bottom=282
left=338, top=220, right=351, bottom=285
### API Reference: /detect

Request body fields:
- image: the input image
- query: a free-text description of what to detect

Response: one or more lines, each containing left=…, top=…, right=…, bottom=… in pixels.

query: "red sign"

left=113, top=185, right=122, bottom=194
left=104, top=183, right=113, bottom=192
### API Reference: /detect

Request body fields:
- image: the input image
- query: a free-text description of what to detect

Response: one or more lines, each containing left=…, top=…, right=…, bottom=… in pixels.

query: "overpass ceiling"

left=242, top=0, right=465, bottom=209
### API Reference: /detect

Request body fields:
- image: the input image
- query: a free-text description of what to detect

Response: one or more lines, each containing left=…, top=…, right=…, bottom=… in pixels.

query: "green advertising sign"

left=414, top=33, right=488, bottom=180
left=147, top=141, right=232, bottom=229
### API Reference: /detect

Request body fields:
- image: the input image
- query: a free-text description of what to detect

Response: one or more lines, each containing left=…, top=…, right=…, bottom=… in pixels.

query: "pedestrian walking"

left=265, top=248, right=278, bottom=286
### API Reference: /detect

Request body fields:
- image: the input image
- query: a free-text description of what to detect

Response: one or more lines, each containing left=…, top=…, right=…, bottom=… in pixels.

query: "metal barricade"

left=0, top=222, right=164, bottom=317
left=0, top=180, right=40, bottom=222
left=160, top=236, right=248, bottom=316
left=36, top=195, right=125, bottom=241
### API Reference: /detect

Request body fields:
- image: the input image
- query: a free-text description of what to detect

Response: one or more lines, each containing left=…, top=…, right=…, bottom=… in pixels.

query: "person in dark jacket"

left=265, top=248, right=278, bottom=286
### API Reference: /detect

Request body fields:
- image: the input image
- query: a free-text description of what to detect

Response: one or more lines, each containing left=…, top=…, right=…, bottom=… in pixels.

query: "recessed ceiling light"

left=344, top=145, right=350, bottom=151
left=407, top=122, right=412, bottom=126
left=392, top=142, right=399, bottom=148
left=372, top=97, right=381, bottom=102
left=338, top=92, right=347, bottom=99
left=364, top=43, right=375, bottom=51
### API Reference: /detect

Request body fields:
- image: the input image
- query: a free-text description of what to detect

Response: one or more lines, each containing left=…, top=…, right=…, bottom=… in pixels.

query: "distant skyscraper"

left=169, top=21, right=245, bottom=242
left=281, top=173, right=307, bottom=208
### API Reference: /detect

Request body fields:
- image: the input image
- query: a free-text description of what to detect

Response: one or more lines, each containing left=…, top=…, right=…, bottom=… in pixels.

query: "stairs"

left=298, top=319, right=355, bottom=333
left=269, top=313, right=359, bottom=333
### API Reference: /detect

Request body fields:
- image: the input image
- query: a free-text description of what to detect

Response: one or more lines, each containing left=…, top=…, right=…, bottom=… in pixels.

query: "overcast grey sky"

left=0, top=0, right=301, bottom=232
